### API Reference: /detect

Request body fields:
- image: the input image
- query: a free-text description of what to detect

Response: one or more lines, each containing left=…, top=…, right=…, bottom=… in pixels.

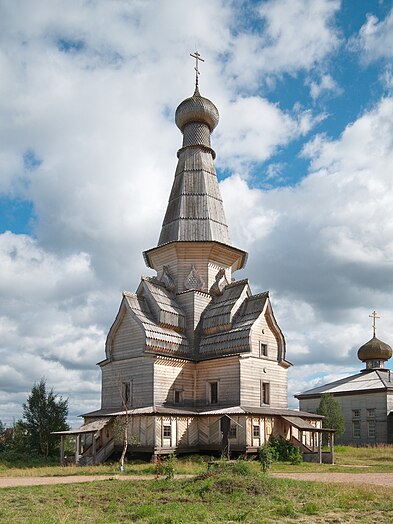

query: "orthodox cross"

left=190, top=50, right=204, bottom=89
left=369, top=310, right=380, bottom=337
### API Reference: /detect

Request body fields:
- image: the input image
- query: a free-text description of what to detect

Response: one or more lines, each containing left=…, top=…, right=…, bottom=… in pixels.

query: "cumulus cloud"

left=354, top=8, right=393, bottom=62
left=222, top=95, right=393, bottom=379
left=225, top=0, right=341, bottom=88
left=308, top=74, right=341, bottom=100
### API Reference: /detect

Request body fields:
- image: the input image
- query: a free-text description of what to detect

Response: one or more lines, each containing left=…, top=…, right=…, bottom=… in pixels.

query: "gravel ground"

left=271, top=472, right=393, bottom=487
left=0, top=474, right=192, bottom=488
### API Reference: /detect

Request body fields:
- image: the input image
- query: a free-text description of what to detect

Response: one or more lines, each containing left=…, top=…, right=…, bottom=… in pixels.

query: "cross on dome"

left=190, top=50, right=204, bottom=89
left=369, top=310, right=380, bottom=338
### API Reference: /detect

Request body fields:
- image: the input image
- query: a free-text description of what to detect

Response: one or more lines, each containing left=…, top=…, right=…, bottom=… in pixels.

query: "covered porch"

left=52, top=417, right=114, bottom=466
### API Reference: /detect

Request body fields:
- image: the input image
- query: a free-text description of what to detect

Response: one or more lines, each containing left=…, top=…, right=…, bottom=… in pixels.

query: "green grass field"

left=1, top=447, right=393, bottom=523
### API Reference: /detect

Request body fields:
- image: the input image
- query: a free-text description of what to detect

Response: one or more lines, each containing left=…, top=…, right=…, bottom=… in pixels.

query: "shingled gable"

left=198, top=286, right=288, bottom=363
left=104, top=290, right=189, bottom=361
left=137, top=277, right=186, bottom=332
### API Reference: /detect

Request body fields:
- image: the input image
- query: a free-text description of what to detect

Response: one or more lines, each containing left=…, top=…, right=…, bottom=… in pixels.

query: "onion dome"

left=357, top=336, right=392, bottom=364
left=175, top=87, right=219, bottom=132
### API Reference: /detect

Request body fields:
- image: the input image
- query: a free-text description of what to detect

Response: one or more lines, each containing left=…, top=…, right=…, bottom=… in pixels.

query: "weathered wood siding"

left=247, top=416, right=266, bottom=447
left=249, top=313, right=280, bottom=360
left=101, top=357, right=154, bottom=409
left=153, top=356, right=195, bottom=406
left=299, top=391, right=388, bottom=445
left=110, top=311, right=145, bottom=360
left=176, top=291, right=211, bottom=348
left=195, top=356, right=240, bottom=407
left=145, top=242, right=243, bottom=294
left=239, top=356, right=288, bottom=408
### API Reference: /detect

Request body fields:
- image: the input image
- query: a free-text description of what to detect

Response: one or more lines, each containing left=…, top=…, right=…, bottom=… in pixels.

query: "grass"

left=0, top=468, right=393, bottom=523
left=1, top=446, right=393, bottom=477
left=1, top=449, right=393, bottom=522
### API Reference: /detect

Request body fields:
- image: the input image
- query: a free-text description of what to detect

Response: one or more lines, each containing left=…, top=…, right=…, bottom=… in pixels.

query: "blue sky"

left=1, top=0, right=393, bottom=426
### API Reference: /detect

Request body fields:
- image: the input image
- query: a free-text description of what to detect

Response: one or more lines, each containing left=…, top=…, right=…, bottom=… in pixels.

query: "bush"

left=267, top=436, right=303, bottom=464
left=258, top=445, right=273, bottom=473
left=156, top=454, right=177, bottom=479
left=288, top=446, right=302, bottom=465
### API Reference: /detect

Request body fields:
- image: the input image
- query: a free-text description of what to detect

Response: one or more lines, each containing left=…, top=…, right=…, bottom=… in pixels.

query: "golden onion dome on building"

left=175, top=87, right=219, bottom=132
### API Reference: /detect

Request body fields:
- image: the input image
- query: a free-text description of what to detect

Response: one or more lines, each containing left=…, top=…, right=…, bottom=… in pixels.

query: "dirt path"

left=0, top=474, right=192, bottom=488
left=271, top=472, right=393, bottom=487
left=2, top=472, right=393, bottom=489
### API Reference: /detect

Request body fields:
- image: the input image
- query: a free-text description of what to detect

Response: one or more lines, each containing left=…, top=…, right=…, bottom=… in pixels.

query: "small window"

left=209, top=382, right=218, bottom=404
left=352, top=409, right=360, bottom=418
left=367, top=409, right=375, bottom=418
left=353, top=420, right=361, bottom=438
left=259, top=343, right=268, bottom=357
left=174, top=389, right=183, bottom=405
left=163, top=425, right=171, bottom=439
left=261, top=382, right=270, bottom=405
left=228, top=423, right=237, bottom=439
left=368, top=420, right=376, bottom=438
left=253, top=425, right=260, bottom=438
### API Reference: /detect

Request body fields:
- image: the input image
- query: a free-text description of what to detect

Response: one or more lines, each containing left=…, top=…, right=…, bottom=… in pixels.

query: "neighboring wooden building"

left=56, top=65, right=329, bottom=463
left=296, top=315, right=393, bottom=445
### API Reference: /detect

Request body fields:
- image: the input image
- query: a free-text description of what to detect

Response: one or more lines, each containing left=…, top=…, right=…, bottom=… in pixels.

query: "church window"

left=253, top=425, right=260, bottom=438
left=368, top=420, right=376, bottom=438
left=259, top=343, right=268, bottom=357
left=352, top=420, right=361, bottom=438
left=208, top=381, right=219, bottom=404
left=174, top=389, right=183, bottom=405
left=352, top=409, right=360, bottom=418
left=163, top=425, right=171, bottom=439
left=367, top=408, right=375, bottom=418
left=261, top=382, right=270, bottom=405
left=228, top=423, right=237, bottom=439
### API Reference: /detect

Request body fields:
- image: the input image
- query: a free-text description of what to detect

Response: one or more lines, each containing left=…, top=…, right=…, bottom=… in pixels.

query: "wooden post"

left=330, top=432, right=335, bottom=465
left=318, top=431, right=322, bottom=464
left=75, top=434, right=80, bottom=465
left=92, top=432, right=97, bottom=465
left=60, top=435, right=64, bottom=465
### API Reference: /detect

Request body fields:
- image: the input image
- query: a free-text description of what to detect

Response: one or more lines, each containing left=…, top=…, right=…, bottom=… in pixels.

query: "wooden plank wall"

left=239, top=357, right=288, bottom=408
left=147, top=243, right=240, bottom=294
left=101, top=357, right=154, bottom=408
left=153, top=357, right=195, bottom=406
left=176, top=291, right=211, bottom=348
left=249, top=313, right=280, bottom=360
left=111, top=312, right=145, bottom=360
left=195, top=356, right=240, bottom=406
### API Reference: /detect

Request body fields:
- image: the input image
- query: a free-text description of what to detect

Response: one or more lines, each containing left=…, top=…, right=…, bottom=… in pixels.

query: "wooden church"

left=56, top=57, right=329, bottom=464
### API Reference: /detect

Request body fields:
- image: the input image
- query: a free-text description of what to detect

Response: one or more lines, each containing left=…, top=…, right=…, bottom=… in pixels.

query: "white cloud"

left=222, top=95, right=393, bottom=376
left=225, top=0, right=341, bottom=87
left=309, top=74, right=341, bottom=100
left=354, top=8, right=393, bottom=62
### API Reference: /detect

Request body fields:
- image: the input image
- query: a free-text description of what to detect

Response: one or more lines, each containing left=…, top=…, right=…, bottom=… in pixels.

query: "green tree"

left=21, top=378, right=69, bottom=457
left=0, top=420, right=5, bottom=451
left=317, top=393, right=345, bottom=442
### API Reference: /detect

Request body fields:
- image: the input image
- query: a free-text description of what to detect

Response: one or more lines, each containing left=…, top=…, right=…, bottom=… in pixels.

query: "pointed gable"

left=105, top=290, right=189, bottom=360
left=202, top=279, right=250, bottom=335
left=198, top=287, right=269, bottom=358
left=138, top=277, right=185, bottom=332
